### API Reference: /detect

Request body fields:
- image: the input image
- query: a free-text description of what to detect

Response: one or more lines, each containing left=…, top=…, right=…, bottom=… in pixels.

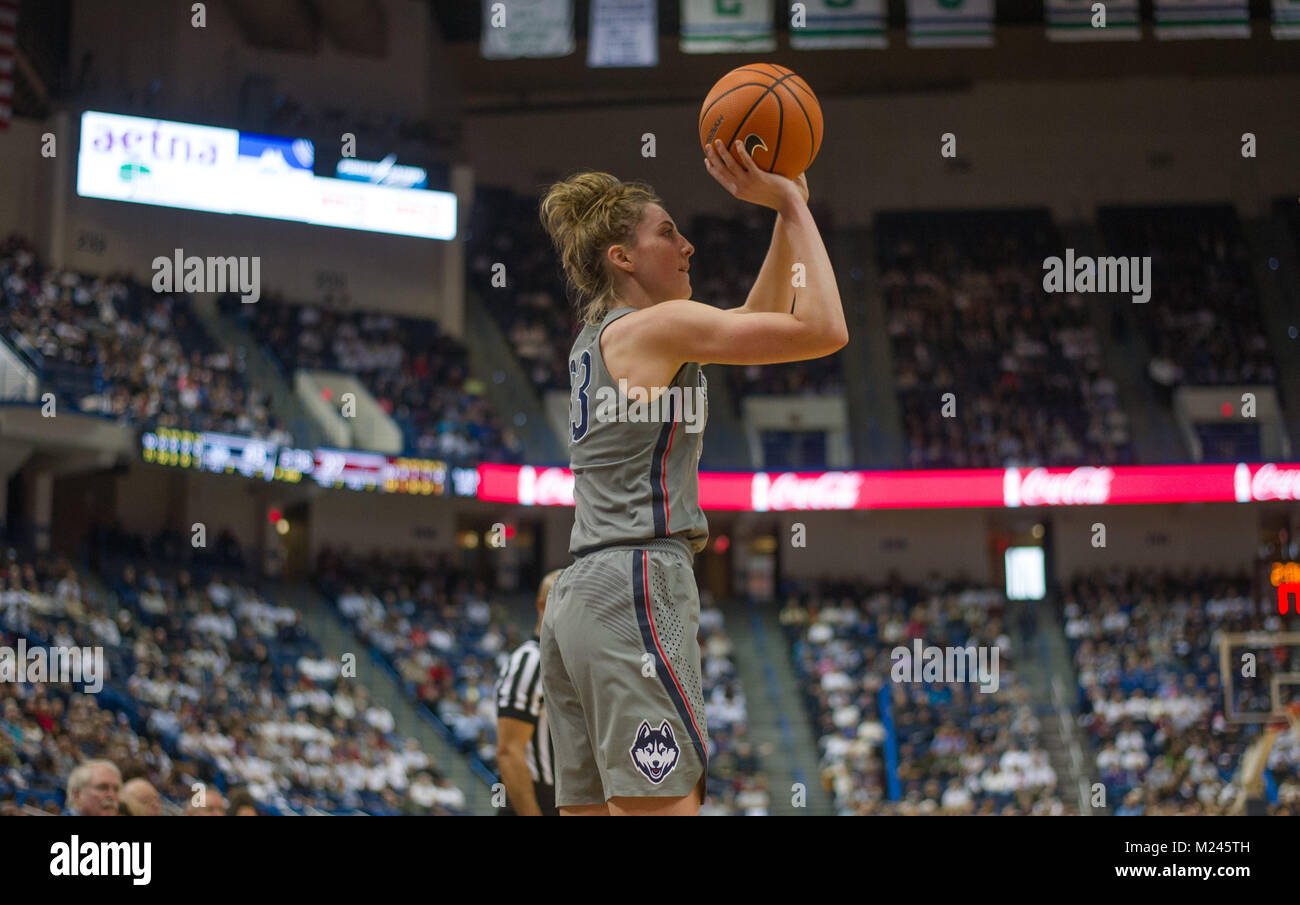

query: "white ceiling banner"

left=1045, top=0, right=1141, bottom=41
left=1272, top=0, right=1300, bottom=37
left=680, top=0, right=776, bottom=54
left=481, top=0, right=575, bottom=60
left=905, top=0, right=994, bottom=48
left=589, top=0, right=659, bottom=67
left=1154, top=0, right=1250, bottom=39
left=789, top=0, right=888, bottom=50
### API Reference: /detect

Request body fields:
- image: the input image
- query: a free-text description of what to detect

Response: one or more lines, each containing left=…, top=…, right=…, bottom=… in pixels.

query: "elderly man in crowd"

left=65, top=759, right=121, bottom=816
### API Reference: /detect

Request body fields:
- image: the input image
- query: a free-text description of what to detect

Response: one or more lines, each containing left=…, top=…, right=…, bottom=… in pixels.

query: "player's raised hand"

left=705, top=139, right=804, bottom=213
left=791, top=172, right=809, bottom=204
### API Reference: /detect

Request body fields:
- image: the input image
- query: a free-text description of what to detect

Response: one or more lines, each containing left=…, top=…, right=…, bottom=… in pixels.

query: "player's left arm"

left=734, top=172, right=809, bottom=315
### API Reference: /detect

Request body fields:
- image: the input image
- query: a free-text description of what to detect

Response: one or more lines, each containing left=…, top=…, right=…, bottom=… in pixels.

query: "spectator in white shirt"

left=364, top=705, right=395, bottom=734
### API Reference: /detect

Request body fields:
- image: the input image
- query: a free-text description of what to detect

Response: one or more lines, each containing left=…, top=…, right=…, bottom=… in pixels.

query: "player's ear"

left=607, top=243, right=634, bottom=274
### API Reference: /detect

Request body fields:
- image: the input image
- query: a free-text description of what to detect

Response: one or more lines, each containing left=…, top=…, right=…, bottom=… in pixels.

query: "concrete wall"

left=729, top=501, right=1281, bottom=585
left=114, top=462, right=457, bottom=559
left=1051, top=502, right=1261, bottom=578
left=68, top=0, right=442, bottom=125
left=112, top=462, right=262, bottom=542
left=0, top=120, right=53, bottom=241
left=308, top=488, right=456, bottom=558
left=465, top=76, right=1300, bottom=227
left=774, top=508, right=996, bottom=584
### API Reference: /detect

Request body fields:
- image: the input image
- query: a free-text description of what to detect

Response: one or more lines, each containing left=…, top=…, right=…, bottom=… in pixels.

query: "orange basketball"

left=699, top=63, right=823, bottom=180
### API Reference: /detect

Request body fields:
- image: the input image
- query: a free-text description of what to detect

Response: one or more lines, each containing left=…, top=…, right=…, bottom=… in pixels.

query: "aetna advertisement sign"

left=76, top=110, right=457, bottom=239
left=476, top=462, right=1300, bottom=511
left=77, top=111, right=239, bottom=214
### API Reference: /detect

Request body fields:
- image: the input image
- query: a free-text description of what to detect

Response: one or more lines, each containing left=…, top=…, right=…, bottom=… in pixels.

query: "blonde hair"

left=538, top=172, right=661, bottom=326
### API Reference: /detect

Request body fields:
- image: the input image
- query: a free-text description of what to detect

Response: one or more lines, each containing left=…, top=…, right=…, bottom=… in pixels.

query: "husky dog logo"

left=630, top=720, right=680, bottom=784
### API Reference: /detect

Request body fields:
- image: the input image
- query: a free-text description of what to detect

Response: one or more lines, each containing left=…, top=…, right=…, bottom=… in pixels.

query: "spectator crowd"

left=877, top=211, right=1132, bottom=470
left=1, top=236, right=290, bottom=443
left=1064, top=566, right=1300, bottom=815
left=0, top=540, right=466, bottom=817
left=1098, top=206, right=1277, bottom=392
left=220, top=291, right=521, bottom=464
left=780, top=574, right=1072, bottom=816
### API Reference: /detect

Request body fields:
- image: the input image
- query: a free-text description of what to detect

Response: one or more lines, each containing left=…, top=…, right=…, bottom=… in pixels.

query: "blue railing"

left=879, top=684, right=902, bottom=802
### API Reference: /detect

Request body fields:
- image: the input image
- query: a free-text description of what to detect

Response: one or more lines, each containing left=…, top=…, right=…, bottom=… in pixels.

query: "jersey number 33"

left=569, top=350, right=592, bottom=442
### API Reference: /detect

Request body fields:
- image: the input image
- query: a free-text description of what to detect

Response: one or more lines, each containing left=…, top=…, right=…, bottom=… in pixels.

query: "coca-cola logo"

left=518, top=466, right=575, bottom=507
left=751, top=472, right=863, bottom=511
left=1247, top=463, right=1300, bottom=502
left=1004, top=467, right=1114, bottom=507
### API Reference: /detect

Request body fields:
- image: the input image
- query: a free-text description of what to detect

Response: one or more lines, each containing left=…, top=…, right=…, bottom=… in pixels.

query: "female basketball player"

left=537, top=139, right=846, bottom=816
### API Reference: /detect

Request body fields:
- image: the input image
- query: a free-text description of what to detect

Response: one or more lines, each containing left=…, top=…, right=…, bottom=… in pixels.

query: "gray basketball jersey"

left=567, top=306, right=709, bottom=556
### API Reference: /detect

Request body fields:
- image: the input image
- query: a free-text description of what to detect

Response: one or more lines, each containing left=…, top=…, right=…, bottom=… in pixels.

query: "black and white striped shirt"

left=495, top=636, right=554, bottom=790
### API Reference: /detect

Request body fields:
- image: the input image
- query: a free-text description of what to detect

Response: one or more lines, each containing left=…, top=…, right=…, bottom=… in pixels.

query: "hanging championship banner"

left=1154, top=0, right=1250, bottom=39
left=681, top=0, right=776, bottom=54
left=1045, top=0, right=1140, bottom=41
left=1272, top=0, right=1300, bottom=37
left=905, top=0, right=994, bottom=47
left=589, top=0, right=658, bottom=67
left=481, top=0, right=574, bottom=60
left=790, top=0, right=887, bottom=49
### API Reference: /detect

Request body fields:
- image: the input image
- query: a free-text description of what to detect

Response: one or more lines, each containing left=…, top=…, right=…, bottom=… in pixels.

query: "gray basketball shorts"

left=539, top=538, right=709, bottom=807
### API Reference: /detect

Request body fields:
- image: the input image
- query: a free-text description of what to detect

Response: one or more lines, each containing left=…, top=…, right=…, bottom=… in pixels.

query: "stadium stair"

left=1012, top=599, right=1100, bottom=814
left=463, top=291, right=565, bottom=464
left=726, top=597, right=835, bottom=815
left=275, top=582, right=495, bottom=815
left=190, top=296, right=323, bottom=449
left=1066, top=222, right=1187, bottom=463
left=841, top=227, right=905, bottom=468
left=1242, top=218, right=1300, bottom=455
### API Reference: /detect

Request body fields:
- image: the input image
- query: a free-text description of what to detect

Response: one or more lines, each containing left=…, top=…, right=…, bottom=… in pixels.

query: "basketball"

left=698, top=63, right=823, bottom=180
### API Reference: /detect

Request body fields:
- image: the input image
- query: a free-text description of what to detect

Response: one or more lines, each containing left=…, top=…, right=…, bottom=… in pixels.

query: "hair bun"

left=538, top=172, right=661, bottom=326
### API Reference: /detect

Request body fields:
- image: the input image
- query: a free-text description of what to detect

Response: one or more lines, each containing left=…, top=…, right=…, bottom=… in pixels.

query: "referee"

left=495, top=569, right=562, bottom=816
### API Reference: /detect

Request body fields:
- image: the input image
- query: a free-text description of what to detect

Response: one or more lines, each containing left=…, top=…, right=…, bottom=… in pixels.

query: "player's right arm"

left=641, top=295, right=847, bottom=367
left=497, top=716, right=543, bottom=815
left=640, top=148, right=846, bottom=367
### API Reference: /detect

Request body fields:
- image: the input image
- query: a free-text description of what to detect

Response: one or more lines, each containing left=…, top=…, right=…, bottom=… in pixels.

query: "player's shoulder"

left=615, top=299, right=702, bottom=322
left=605, top=299, right=707, bottom=344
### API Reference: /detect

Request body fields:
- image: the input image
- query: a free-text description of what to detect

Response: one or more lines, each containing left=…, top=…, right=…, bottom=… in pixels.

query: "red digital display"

left=477, top=462, right=1300, bottom=511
